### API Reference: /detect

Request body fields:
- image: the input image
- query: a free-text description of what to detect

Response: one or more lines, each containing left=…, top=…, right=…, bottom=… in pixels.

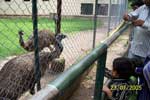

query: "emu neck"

left=19, top=35, right=25, bottom=47
left=55, top=40, right=63, bottom=57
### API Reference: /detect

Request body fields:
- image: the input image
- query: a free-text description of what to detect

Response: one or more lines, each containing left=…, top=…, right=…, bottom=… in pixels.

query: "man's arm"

left=123, top=11, right=139, bottom=21
left=132, top=19, right=145, bottom=26
left=123, top=5, right=144, bottom=21
left=132, top=17, right=150, bottom=31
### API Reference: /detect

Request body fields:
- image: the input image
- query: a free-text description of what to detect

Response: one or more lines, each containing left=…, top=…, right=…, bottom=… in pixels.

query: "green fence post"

left=93, top=0, right=98, bottom=49
left=56, top=0, right=62, bottom=35
left=32, top=0, right=41, bottom=91
left=94, top=50, right=107, bottom=100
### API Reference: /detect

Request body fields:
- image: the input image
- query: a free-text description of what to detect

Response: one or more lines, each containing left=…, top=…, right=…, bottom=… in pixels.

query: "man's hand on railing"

left=132, top=19, right=145, bottom=26
left=123, top=14, right=130, bottom=21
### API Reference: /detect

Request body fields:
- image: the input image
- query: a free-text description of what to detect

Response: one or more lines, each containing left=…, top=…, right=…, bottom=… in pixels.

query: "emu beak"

left=60, top=33, right=67, bottom=39
left=63, top=34, right=67, bottom=38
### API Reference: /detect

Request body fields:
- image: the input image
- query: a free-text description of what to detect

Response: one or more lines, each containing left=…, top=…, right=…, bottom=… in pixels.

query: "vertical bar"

left=117, top=0, right=120, bottom=25
left=114, top=0, right=118, bottom=27
left=94, top=50, right=107, bottom=100
left=125, top=0, right=128, bottom=13
left=32, top=0, right=41, bottom=91
left=107, top=0, right=112, bottom=36
left=117, top=0, right=121, bottom=24
left=93, top=0, right=98, bottom=49
left=119, top=0, right=123, bottom=23
left=56, top=0, right=62, bottom=35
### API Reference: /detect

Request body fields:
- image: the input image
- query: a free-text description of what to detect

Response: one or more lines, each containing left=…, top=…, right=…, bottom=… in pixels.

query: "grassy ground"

left=0, top=17, right=102, bottom=58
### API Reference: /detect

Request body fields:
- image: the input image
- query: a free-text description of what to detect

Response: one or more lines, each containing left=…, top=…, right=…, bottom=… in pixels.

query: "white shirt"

left=128, top=5, right=150, bottom=58
left=128, top=5, right=150, bottom=31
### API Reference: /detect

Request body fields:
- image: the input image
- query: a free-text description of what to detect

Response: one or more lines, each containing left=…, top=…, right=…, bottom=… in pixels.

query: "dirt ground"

left=69, top=30, right=129, bottom=100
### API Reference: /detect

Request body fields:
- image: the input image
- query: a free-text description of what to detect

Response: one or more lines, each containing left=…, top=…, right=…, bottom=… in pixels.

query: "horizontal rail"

left=29, top=21, right=130, bottom=100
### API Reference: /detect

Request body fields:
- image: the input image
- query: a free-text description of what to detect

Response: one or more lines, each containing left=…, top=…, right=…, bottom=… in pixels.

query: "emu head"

left=55, top=33, right=67, bottom=42
left=18, top=30, right=24, bottom=36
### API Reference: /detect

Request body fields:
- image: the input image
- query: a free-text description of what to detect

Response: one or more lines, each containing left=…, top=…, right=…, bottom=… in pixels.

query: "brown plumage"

left=0, top=51, right=57, bottom=100
left=19, top=30, right=56, bottom=51
left=50, top=57, right=65, bottom=73
left=18, top=30, right=66, bottom=58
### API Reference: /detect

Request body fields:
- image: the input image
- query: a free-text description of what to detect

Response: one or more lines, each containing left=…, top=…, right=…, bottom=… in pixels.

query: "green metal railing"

left=30, top=22, right=130, bottom=100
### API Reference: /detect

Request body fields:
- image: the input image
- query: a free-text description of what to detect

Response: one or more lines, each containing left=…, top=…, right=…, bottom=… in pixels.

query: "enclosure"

left=0, top=0, right=128, bottom=99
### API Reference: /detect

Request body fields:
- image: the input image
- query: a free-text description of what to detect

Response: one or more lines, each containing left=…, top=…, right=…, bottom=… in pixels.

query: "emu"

left=0, top=51, right=58, bottom=100
left=18, top=30, right=66, bottom=57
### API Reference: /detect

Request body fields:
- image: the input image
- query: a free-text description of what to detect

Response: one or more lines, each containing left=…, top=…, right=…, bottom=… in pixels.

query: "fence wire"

left=107, top=0, right=127, bottom=32
left=0, top=0, right=127, bottom=99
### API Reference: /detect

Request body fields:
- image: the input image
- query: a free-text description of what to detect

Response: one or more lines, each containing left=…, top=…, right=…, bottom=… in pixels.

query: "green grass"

left=0, top=17, right=102, bottom=59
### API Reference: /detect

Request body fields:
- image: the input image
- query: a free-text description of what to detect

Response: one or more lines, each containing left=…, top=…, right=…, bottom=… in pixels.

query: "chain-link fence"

left=107, top=0, right=128, bottom=33
left=0, top=0, right=127, bottom=99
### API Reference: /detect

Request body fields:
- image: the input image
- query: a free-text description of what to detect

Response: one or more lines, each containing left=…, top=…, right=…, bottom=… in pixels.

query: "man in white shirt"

left=123, top=0, right=150, bottom=61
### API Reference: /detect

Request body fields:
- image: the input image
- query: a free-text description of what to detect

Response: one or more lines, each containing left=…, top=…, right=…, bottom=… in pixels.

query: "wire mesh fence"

left=107, top=0, right=128, bottom=33
left=0, top=0, right=127, bottom=99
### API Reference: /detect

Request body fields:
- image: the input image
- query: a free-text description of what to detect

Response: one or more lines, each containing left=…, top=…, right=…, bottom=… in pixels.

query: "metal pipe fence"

left=0, top=0, right=128, bottom=99
left=30, top=22, right=130, bottom=100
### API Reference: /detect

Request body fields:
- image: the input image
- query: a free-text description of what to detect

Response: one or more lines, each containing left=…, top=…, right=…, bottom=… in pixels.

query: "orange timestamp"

left=110, top=84, right=142, bottom=91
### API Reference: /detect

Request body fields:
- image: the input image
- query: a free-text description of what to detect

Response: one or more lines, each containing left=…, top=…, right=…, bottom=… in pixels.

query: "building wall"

left=0, top=0, right=114, bottom=16
left=0, top=0, right=81, bottom=16
left=81, top=0, right=109, bottom=4
left=61, top=0, right=81, bottom=15
left=0, top=0, right=32, bottom=15
left=0, top=0, right=57, bottom=15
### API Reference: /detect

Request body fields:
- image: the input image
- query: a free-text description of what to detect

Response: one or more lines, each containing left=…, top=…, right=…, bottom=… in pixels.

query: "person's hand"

left=132, top=19, right=145, bottom=26
left=103, top=86, right=112, bottom=97
left=123, top=14, right=130, bottom=21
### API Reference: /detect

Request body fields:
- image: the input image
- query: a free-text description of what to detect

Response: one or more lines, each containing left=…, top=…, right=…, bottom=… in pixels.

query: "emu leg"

left=29, top=80, right=36, bottom=95
left=29, top=77, right=42, bottom=94
left=30, top=86, right=35, bottom=95
left=37, top=81, right=41, bottom=91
